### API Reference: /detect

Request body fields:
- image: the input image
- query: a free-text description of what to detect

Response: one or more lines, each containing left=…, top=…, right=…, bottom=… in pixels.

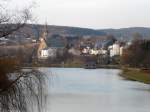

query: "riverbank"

left=34, top=63, right=120, bottom=69
left=120, top=68, right=150, bottom=84
left=32, top=60, right=121, bottom=69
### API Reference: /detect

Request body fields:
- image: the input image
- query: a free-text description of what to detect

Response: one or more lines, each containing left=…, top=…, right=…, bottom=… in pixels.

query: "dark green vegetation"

left=121, top=69, right=150, bottom=84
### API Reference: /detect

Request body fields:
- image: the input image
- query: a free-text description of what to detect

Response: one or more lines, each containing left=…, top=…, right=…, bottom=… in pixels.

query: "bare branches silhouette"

left=0, top=68, right=47, bottom=112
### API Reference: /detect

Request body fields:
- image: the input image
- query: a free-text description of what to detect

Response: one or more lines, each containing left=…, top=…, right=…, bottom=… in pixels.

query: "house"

left=40, top=48, right=49, bottom=59
left=90, top=49, right=99, bottom=55
left=47, top=47, right=57, bottom=58
left=40, top=47, right=57, bottom=59
left=82, top=47, right=90, bottom=54
left=108, top=42, right=124, bottom=57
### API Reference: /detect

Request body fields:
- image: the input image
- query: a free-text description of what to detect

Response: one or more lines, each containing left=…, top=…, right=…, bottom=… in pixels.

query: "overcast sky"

left=7, top=0, right=150, bottom=29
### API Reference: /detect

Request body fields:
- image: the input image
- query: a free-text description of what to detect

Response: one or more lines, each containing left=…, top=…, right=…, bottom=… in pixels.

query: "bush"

left=121, top=39, right=150, bottom=68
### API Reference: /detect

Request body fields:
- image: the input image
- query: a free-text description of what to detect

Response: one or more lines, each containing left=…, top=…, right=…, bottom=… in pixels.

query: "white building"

left=98, top=49, right=108, bottom=55
left=109, top=43, right=124, bottom=57
left=40, top=48, right=49, bottom=59
left=120, top=46, right=124, bottom=56
left=90, top=49, right=99, bottom=55
left=40, top=47, right=58, bottom=59
left=82, top=47, right=90, bottom=54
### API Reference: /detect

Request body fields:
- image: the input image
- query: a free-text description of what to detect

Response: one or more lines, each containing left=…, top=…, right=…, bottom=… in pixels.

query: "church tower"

left=37, top=24, right=48, bottom=59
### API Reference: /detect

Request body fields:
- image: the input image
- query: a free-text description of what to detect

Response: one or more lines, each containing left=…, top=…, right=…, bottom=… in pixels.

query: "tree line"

left=121, top=39, right=150, bottom=68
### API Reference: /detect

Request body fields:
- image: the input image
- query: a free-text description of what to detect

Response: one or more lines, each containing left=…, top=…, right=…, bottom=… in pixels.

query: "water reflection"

left=40, top=68, right=150, bottom=112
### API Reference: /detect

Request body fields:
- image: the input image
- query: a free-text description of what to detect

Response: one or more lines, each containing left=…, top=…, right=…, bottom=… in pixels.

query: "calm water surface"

left=40, top=68, right=150, bottom=112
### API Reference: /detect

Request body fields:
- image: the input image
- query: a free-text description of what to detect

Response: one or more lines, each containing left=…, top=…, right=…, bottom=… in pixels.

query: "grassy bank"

left=120, top=68, right=150, bottom=84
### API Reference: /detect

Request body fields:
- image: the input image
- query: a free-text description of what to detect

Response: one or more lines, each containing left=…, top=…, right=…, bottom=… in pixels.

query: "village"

left=0, top=24, right=136, bottom=68
left=0, top=24, right=132, bottom=67
left=1, top=0, right=150, bottom=112
left=35, top=25, right=131, bottom=67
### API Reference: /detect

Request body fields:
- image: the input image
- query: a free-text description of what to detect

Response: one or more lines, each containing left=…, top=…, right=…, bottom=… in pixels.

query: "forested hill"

left=22, top=25, right=150, bottom=40
left=101, top=27, right=150, bottom=40
left=30, top=24, right=106, bottom=37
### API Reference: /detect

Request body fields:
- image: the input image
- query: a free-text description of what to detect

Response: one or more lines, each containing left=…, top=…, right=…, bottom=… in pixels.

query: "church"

left=37, top=24, right=49, bottom=59
left=37, top=25, right=67, bottom=59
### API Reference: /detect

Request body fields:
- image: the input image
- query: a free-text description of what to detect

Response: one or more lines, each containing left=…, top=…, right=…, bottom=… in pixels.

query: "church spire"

left=42, top=21, right=48, bottom=39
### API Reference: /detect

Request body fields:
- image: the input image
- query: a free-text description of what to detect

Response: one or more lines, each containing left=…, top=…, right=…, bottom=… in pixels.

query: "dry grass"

left=121, top=68, right=150, bottom=84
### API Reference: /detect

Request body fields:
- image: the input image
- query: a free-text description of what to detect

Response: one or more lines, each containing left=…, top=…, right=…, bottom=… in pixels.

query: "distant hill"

left=29, top=24, right=106, bottom=38
left=33, top=25, right=150, bottom=40
left=101, top=27, right=150, bottom=40
left=8, top=24, right=150, bottom=41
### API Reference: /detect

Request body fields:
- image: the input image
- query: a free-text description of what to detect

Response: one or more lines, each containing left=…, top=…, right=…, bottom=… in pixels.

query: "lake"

left=39, top=68, right=150, bottom=112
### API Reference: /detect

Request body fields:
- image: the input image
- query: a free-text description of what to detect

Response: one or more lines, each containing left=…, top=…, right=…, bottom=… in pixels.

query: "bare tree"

left=121, top=39, right=150, bottom=68
left=0, top=1, right=33, bottom=38
left=0, top=68, right=47, bottom=112
left=0, top=1, right=48, bottom=112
